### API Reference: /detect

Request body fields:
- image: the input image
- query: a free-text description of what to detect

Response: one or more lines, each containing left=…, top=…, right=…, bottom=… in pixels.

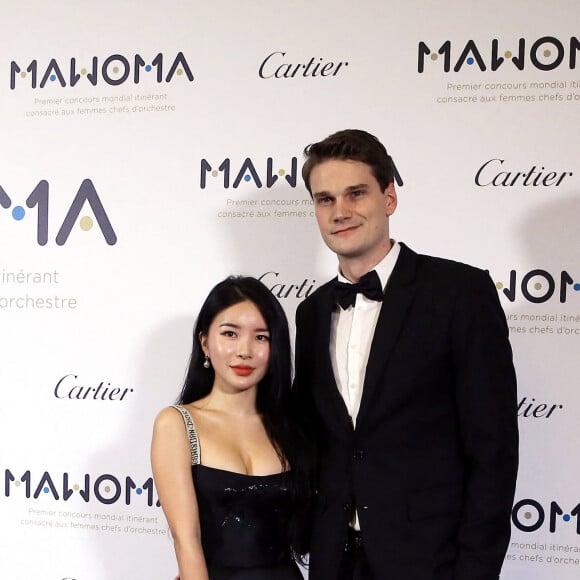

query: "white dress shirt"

left=329, top=241, right=400, bottom=426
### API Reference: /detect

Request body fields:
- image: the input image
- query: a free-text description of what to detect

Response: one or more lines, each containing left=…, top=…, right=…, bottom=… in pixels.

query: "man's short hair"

left=302, top=129, right=395, bottom=195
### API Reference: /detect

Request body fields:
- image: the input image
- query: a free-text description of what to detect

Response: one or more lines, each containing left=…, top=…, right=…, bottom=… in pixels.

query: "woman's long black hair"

left=177, top=276, right=313, bottom=560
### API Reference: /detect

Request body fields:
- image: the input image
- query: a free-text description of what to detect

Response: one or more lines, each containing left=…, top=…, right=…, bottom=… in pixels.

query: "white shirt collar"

left=337, top=240, right=401, bottom=290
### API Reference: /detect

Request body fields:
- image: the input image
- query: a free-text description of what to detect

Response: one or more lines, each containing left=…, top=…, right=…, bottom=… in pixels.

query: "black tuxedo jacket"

left=294, top=243, right=518, bottom=580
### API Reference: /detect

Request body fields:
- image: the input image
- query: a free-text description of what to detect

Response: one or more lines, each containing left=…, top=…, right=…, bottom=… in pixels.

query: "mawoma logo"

left=200, top=156, right=404, bottom=189
left=10, top=51, right=194, bottom=89
left=512, top=498, right=580, bottom=534
left=0, top=179, right=116, bottom=246
left=200, top=156, right=299, bottom=189
left=418, top=36, right=580, bottom=72
left=489, top=267, right=579, bottom=304
left=4, top=468, right=159, bottom=506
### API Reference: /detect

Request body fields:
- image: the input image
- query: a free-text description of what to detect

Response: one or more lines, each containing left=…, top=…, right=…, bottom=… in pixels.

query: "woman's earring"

left=203, top=355, right=211, bottom=369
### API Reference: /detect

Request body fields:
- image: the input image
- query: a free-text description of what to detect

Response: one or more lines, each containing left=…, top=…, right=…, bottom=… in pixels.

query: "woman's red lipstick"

left=231, top=365, right=254, bottom=376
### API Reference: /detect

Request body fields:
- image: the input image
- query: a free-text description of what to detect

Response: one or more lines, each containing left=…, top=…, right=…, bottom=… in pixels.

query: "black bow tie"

left=333, top=270, right=384, bottom=310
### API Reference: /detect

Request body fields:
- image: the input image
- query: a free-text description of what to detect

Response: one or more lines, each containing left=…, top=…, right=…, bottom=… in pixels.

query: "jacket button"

left=343, top=502, right=351, bottom=512
left=353, top=450, right=364, bottom=460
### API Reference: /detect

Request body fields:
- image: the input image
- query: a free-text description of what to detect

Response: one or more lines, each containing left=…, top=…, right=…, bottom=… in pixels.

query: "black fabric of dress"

left=192, top=464, right=303, bottom=580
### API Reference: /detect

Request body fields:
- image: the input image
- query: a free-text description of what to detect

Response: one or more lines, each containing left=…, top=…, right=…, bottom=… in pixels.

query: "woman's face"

left=200, top=300, right=270, bottom=393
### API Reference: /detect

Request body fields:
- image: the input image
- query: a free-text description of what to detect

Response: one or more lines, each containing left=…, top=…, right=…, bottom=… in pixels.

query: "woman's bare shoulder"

left=153, top=406, right=187, bottom=433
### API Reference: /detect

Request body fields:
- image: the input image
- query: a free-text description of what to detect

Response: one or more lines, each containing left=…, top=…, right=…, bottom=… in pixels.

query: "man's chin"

left=324, top=236, right=361, bottom=254
left=327, top=245, right=364, bottom=260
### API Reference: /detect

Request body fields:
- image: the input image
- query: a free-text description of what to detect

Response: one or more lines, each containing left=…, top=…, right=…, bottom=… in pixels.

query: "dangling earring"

left=203, top=355, right=211, bottom=369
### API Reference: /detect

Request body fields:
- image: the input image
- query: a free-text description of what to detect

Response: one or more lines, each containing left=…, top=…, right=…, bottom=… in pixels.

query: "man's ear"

left=384, top=183, right=397, bottom=216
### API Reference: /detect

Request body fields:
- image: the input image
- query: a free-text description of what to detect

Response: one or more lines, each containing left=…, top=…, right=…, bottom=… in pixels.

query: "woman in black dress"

left=151, top=276, right=312, bottom=579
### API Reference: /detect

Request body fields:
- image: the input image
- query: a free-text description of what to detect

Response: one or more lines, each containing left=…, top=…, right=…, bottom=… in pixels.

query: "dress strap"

left=172, top=405, right=201, bottom=466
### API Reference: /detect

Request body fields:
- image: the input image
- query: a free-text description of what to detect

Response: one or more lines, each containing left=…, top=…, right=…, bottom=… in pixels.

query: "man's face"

left=309, top=158, right=397, bottom=271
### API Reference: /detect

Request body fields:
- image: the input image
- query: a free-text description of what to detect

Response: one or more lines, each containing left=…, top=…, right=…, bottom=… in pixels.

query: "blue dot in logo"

left=145, top=65, right=152, bottom=72
left=563, top=514, right=571, bottom=522
left=12, top=206, right=25, bottom=220
left=43, top=486, right=50, bottom=493
left=50, top=74, right=56, bottom=82
left=573, top=283, right=580, bottom=291
left=136, top=488, right=143, bottom=495
left=467, top=57, right=474, bottom=65
left=244, top=175, right=251, bottom=182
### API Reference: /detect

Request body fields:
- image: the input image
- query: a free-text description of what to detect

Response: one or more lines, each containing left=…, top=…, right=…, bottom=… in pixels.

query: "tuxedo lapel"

left=314, top=281, right=354, bottom=433
left=357, top=244, right=419, bottom=425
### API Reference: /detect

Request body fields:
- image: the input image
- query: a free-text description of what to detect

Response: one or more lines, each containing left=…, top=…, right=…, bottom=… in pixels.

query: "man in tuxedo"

left=293, top=129, right=518, bottom=580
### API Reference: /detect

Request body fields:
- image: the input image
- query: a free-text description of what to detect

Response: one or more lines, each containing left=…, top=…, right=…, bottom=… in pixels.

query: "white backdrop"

left=1, top=1, right=579, bottom=578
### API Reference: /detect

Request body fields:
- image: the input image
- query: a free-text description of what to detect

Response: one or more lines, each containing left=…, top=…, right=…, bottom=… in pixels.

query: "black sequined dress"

left=173, top=405, right=302, bottom=580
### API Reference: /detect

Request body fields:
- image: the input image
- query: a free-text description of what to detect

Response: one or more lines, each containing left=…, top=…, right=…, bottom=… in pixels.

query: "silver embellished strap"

left=172, top=405, right=201, bottom=466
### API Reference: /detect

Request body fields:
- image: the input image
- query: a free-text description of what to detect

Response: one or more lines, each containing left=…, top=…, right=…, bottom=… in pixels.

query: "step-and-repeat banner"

left=1, top=1, right=578, bottom=578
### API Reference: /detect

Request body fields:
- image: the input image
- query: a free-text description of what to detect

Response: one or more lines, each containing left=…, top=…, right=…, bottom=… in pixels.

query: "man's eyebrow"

left=346, top=183, right=368, bottom=191
left=312, top=183, right=368, bottom=198
left=312, top=190, right=333, bottom=199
